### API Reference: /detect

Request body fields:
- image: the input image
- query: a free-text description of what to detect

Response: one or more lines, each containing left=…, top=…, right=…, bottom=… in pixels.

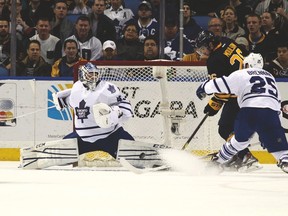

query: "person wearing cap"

left=124, top=1, right=159, bottom=43
left=88, top=0, right=116, bottom=44
left=99, top=40, right=122, bottom=60
left=183, top=1, right=202, bottom=43
left=164, top=18, right=194, bottom=60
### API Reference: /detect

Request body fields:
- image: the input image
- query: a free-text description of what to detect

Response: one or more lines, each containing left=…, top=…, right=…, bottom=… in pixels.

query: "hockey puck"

left=139, top=153, right=145, bottom=159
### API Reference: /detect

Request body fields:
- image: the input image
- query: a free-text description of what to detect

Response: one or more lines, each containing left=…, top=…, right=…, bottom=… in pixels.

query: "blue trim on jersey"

left=221, top=77, right=231, bottom=94
left=242, top=94, right=280, bottom=103
left=75, top=125, right=100, bottom=130
left=213, top=79, right=221, bottom=92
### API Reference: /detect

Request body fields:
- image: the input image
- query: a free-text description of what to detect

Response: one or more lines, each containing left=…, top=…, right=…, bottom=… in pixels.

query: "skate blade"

left=237, top=163, right=263, bottom=173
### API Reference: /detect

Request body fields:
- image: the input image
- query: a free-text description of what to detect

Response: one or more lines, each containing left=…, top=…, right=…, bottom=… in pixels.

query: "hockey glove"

left=93, top=103, right=123, bottom=128
left=196, top=80, right=209, bottom=100
left=52, top=91, right=70, bottom=111
left=204, top=96, right=224, bottom=116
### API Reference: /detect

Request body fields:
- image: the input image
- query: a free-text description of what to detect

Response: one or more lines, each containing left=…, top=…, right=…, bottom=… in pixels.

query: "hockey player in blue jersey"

left=196, top=53, right=288, bottom=173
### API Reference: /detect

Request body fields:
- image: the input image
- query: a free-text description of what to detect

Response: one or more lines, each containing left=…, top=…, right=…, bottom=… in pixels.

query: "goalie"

left=20, top=62, right=134, bottom=169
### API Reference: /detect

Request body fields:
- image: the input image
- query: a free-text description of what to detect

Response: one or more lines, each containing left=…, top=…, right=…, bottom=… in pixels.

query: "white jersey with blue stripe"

left=68, top=80, right=133, bottom=143
left=204, top=68, right=281, bottom=111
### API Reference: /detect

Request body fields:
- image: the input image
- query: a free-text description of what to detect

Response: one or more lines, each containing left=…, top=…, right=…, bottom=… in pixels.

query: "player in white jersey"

left=196, top=53, right=288, bottom=173
left=54, top=62, right=134, bottom=158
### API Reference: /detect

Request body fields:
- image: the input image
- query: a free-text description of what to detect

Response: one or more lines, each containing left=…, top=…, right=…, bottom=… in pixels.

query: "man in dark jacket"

left=88, top=0, right=116, bottom=44
left=16, top=40, right=51, bottom=76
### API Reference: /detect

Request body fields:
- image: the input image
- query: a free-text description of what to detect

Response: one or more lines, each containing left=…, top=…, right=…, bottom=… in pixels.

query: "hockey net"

left=73, top=60, right=224, bottom=157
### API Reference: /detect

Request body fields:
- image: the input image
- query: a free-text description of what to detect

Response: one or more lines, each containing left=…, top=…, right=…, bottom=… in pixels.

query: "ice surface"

left=0, top=162, right=288, bottom=216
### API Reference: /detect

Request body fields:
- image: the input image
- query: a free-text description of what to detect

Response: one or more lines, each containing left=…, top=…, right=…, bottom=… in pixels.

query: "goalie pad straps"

left=117, top=139, right=167, bottom=168
left=20, top=139, right=79, bottom=169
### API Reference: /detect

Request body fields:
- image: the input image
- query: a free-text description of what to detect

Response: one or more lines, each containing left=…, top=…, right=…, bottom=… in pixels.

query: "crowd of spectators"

left=0, top=0, right=287, bottom=77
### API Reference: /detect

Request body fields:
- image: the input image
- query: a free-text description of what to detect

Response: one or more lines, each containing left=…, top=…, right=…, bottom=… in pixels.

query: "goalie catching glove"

left=93, top=103, right=123, bottom=128
left=204, top=96, right=224, bottom=116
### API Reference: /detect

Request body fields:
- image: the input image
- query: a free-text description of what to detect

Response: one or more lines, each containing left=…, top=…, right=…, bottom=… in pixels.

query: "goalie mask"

left=79, top=62, right=100, bottom=91
left=243, top=53, right=264, bottom=69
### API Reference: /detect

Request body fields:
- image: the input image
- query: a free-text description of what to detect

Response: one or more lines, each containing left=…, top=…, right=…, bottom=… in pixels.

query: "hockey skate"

left=277, top=160, right=288, bottom=174
left=229, top=152, right=262, bottom=172
left=205, top=152, right=224, bottom=173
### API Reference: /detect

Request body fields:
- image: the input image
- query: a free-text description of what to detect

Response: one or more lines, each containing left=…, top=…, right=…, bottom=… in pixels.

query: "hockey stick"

left=3, top=105, right=56, bottom=121
left=119, top=158, right=170, bottom=174
left=181, top=112, right=209, bottom=150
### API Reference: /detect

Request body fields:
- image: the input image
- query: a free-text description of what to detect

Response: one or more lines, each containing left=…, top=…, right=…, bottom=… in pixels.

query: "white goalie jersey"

left=203, top=68, right=281, bottom=111
left=67, top=80, right=133, bottom=143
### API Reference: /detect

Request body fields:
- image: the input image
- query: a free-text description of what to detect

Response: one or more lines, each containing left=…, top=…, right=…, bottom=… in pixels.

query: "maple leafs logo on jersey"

left=107, top=84, right=116, bottom=94
left=75, top=100, right=90, bottom=123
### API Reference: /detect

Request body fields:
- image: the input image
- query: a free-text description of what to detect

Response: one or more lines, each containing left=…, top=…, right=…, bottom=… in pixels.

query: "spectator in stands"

left=264, top=41, right=288, bottom=77
left=66, top=0, right=75, bottom=14
left=50, top=0, right=74, bottom=43
left=261, top=11, right=284, bottom=60
left=16, top=40, right=51, bottom=76
left=98, top=39, right=121, bottom=60
left=209, top=0, right=253, bottom=30
left=125, top=1, right=159, bottom=43
left=235, top=36, right=249, bottom=51
left=143, top=35, right=159, bottom=60
left=65, top=15, right=103, bottom=60
left=88, top=0, right=116, bottom=44
left=244, top=13, right=274, bottom=62
left=150, top=0, right=160, bottom=20
left=164, top=18, right=194, bottom=60
left=104, top=0, right=134, bottom=40
left=183, top=1, right=202, bottom=44
left=30, top=17, right=62, bottom=65
left=0, top=18, right=25, bottom=72
left=71, top=0, right=92, bottom=15
left=51, top=39, right=85, bottom=77
left=2, top=0, right=31, bottom=43
left=207, top=17, right=224, bottom=37
left=255, top=0, right=288, bottom=20
left=228, top=0, right=253, bottom=30
left=116, top=22, right=143, bottom=60
left=0, top=0, right=6, bottom=17
left=21, top=0, right=54, bottom=38
left=222, top=5, right=245, bottom=40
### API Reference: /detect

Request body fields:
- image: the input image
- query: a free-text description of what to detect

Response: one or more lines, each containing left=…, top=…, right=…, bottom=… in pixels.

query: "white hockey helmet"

left=243, top=53, right=264, bottom=69
left=79, top=62, right=100, bottom=91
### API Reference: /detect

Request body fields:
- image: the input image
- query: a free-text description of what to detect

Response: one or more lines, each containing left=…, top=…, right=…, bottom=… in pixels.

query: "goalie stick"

left=119, top=158, right=170, bottom=174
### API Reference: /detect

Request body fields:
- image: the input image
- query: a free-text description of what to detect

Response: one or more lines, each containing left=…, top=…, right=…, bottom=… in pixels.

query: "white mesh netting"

left=74, top=61, right=224, bottom=156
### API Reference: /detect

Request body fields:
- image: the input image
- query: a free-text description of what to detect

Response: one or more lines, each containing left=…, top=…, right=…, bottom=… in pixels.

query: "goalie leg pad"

left=20, top=139, right=78, bottom=169
left=117, top=140, right=168, bottom=168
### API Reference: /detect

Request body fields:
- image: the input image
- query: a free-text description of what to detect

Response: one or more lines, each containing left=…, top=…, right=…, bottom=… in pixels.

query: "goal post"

left=73, top=60, right=224, bottom=156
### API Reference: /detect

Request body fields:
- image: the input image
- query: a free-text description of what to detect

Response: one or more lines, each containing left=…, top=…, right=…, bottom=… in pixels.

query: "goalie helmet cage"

left=73, top=60, right=224, bottom=156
